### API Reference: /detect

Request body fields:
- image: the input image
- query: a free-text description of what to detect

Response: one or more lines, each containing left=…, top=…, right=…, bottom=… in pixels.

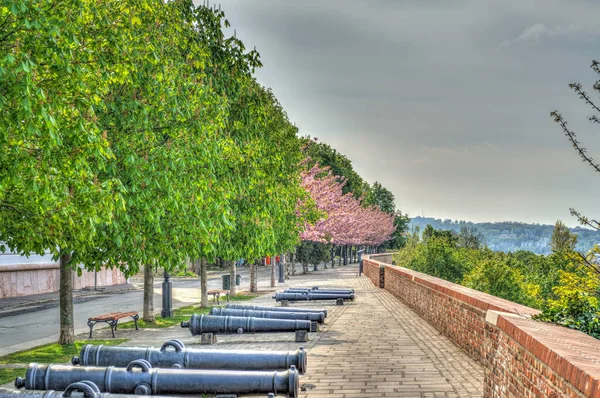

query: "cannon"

left=181, top=314, right=314, bottom=335
left=273, top=291, right=355, bottom=302
left=72, top=340, right=307, bottom=374
left=226, top=304, right=328, bottom=318
left=1, top=381, right=198, bottom=398
left=287, top=286, right=354, bottom=293
left=210, top=308, right=325, bottom=324
left=15, top=360, right=299, bottom=398
left=284, top=288, right=354, bottom=295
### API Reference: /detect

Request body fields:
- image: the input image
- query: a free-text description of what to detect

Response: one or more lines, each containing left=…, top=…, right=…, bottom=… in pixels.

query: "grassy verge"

left=0, top=368, right=25, bottom=385
left=229, top=292, right=259, bottom=302
left=0, top=339, right=128, bottom=365
left=0, top=339, right=128, bottom=385
left=119, top=292, right=259, bottom=329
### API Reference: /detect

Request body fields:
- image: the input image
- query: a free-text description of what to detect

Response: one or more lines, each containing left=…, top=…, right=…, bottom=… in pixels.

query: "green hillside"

left=409, top=217, right=600, bottom=254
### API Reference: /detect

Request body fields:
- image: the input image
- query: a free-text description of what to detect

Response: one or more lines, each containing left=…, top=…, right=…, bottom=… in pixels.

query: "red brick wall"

left=484, top=312, right=600, bottom=398
left=362, top=259, right=381, bottom=287
left=361, top=258, right=600, bottom=397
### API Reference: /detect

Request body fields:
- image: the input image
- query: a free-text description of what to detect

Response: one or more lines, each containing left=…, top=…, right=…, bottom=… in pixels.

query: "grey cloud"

left=203, top=0, right=600, bottom=224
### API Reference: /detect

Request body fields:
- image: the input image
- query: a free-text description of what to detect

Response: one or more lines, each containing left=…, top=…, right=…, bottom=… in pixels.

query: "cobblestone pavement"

left=3, top=263, right=484, bottom=397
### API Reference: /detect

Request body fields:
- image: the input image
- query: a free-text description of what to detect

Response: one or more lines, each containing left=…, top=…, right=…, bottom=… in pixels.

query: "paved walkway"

left=2, top=263, right=484, bottom=396
left=300, top=269, right=483, bottom=397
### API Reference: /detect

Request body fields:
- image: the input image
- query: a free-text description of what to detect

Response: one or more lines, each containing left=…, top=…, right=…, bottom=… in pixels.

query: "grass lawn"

left=229, top=292, right=259, bottom=302
left=0, top=339, right=128, bottom=385
left=0, top=339, right=128, bottom=365
left=119, top=292, right=259, bottom=329
left=0, top=368, right=25, bottom=385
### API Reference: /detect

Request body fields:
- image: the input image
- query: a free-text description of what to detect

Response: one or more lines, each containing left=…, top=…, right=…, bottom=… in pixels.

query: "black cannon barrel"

left=181, top=314, right=312, bottom=335
left=284, top=289, right=354, bottom=295
left=15, top=361, right=299, bottom=398
left=288, top=286, right=354, bottom=293
left=2, top=381, right=193, bottom=398
left=273, top=292, right=355, bottom=302
left=210, top=308, right=325, bottom=324
left=71, top=340, right=307, bottom=374
left=226, top=304, right=328, bottom=318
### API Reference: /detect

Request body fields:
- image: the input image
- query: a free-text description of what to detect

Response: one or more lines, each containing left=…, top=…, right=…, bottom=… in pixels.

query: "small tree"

left=551, top=60, right=600, bottom=277
left=550, top=220, right=578, bottom=253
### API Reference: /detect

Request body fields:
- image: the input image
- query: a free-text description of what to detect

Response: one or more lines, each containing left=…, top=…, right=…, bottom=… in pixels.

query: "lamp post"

left=161, top=271, right=173, bottom=318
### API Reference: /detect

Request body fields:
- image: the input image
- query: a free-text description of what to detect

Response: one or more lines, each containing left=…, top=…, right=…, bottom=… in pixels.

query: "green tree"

left=0, top=0, right=161, bottom=344
left=458, top=226, right=483, bottom=249
left=303, top=140, right=368, bottom=198
left=365, top=181, right=395, bottom=214
left=386, top=211, right=411, bottom=250
left=463, top=258, right=538, bottom=306
left=551, top=220, right=578, bottom=253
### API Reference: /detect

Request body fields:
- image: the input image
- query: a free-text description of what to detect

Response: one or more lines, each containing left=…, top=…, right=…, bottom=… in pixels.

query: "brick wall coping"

left=384, top=263, right=540, bottom=317
left=489, top=311, right=600, bottom=397
left=0, top=263, right=59, bottom=272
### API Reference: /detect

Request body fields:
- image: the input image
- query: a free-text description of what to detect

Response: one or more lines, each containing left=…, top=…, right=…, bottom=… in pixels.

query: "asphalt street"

left=0, top=266, right=276, bottom=356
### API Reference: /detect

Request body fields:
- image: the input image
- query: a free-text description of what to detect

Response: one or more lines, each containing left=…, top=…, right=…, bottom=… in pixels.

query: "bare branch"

left=569, top=208, right=600, bottom=230
left=574, top=251, right=600, bottom=277
left=569, top=82, right=600, bottom=116
left=551, top=111, right=600, bottom=173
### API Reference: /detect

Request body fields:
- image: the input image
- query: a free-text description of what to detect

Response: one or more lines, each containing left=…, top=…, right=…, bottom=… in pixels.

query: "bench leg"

left=109, top=320, right=117, bottom=338
left=87, top=320, right=95, bottom=339
left=132, top=314, right=139, bottom=331
left=226, top=293, right=230, bottom=302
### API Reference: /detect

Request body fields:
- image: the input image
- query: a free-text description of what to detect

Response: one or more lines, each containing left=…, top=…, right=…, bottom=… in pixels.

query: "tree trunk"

left=338, top=246, right=342, bottom=266
left=331, top=246, right=335, bottom=268
left=143, top=262, right=155, bottom=322
left=200, top=258, right=208, bottom=307
left=250, top=260, right=258, bottom=293
left=302, top=262, right=308, bottom=274
left=58, top=250, right=74, bottom=345
left=229, top=260, right=237, bottom=296
left=283, top=253, right=290, bottom=279
left=291, top=252, right=296, bottom=275
left=270, top=257, right=275, bottom=287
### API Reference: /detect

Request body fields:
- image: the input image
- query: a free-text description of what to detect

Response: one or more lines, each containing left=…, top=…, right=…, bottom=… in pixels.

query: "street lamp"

left=161, top=270, right=173, bottom=318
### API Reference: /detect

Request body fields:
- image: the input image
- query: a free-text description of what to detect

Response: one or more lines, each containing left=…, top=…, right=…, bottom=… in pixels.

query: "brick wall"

left=485, top=311, right=600, bottom=398
left=362, top=259, right=382, bottom=287
left=363, top=254, right=600, bottom=397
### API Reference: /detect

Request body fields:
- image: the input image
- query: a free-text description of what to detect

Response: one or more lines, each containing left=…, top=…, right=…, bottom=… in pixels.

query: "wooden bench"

left=207, top=289, right=230, bottom=305
left=87, top=311, right=139, bottom=338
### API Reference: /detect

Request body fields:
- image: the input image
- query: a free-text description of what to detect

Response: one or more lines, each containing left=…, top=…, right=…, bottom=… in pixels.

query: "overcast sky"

left=204, top=0, right=600, bottom=226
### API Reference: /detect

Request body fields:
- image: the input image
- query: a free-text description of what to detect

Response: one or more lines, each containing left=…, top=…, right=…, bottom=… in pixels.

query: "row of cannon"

left=5, top=286, right=353, bottom=397
left=180, top=304, right=328, bottom=336
left=9, top=341, right=305, bottom=397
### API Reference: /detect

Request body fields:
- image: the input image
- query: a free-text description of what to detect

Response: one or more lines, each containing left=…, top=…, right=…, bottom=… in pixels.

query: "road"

left=0, top=266, right=276, bottom=356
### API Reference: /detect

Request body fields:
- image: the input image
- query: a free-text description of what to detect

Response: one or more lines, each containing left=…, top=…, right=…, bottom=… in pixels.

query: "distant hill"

left=408, top=217, right=600, bottom=255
